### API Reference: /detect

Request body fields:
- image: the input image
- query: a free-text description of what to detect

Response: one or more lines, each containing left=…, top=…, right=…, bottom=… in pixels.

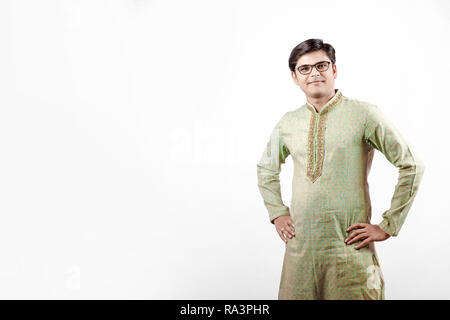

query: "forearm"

left=377, top=155, right=425, bottom=236
left=257, top=165, right=290, bottom=223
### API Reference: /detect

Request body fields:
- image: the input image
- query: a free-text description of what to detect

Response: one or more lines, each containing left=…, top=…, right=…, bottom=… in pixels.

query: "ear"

left=333, top=64, right=337, bottom=79
left=291, top=71, right=299, bottom=85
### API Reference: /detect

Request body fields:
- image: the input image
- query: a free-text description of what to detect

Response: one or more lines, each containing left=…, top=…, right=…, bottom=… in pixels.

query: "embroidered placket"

left=306, top=90, right=343, bottom=183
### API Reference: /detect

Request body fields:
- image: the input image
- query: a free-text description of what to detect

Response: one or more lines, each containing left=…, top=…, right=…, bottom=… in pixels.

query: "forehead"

left=296, top=50, right=330, bottom=66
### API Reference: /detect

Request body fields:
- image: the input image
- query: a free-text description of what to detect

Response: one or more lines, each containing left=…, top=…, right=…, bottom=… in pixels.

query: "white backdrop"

left=0, top=0, right=448, bottom=299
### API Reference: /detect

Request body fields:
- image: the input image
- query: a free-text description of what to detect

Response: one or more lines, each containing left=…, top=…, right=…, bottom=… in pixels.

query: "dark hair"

left=288, top=39, right=336, bottom=73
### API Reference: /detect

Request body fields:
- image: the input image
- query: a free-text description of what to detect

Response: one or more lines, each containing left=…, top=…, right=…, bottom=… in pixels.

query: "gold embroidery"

left=306, top=90, right=343, bottom=183
left=307, top=112, right=317, bottom=181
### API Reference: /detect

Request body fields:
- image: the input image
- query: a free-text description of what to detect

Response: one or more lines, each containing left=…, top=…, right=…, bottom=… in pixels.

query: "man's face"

left=291, top=49, right=337, bottom=99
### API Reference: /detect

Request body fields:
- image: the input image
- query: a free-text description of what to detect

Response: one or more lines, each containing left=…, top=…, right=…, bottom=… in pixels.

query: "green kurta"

left=256, top=89, right=425, bottom=300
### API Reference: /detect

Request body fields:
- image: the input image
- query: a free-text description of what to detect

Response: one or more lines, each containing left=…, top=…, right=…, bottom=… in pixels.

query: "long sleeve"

left=257, top=117, right=291, bottom=224
left=363, top=104, right=425, bottom=237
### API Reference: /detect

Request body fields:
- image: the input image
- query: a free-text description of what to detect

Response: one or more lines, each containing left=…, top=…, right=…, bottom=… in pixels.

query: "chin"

left=308, top=90, right=325, bottom=98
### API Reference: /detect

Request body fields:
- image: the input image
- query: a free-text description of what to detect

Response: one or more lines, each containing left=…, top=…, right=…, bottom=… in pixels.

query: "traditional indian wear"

left=256, top=89, right=425, bottom=299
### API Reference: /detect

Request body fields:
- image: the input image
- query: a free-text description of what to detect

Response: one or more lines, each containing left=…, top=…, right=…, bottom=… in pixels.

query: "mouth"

left=309, top=81, right=324, bottom=84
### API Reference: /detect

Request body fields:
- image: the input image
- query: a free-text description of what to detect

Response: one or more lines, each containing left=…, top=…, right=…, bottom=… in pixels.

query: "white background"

left=0, top=0, right=448, bottom=299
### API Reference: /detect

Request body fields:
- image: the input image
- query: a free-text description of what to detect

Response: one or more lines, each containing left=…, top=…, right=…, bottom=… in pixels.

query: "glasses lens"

left=298, top=65, right=312, bottom=74
left=316, top=62, right=329, bottom=72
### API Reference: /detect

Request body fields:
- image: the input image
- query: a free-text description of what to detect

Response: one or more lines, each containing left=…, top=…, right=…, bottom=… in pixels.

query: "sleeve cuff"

left=378, top=219, right=396, bottom=237
left=269, top=212, right=290, bottom=224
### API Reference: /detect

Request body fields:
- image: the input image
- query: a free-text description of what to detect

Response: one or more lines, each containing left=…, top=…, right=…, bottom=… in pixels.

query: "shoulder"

left=340, top=95, right=386, bottom=125
left=279, top=105, right=308, bottom=125
left=341, top=95, right=378, bottom=113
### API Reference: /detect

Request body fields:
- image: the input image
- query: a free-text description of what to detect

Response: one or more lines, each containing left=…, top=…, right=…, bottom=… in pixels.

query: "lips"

left=309, top=81, right=324, bottom=84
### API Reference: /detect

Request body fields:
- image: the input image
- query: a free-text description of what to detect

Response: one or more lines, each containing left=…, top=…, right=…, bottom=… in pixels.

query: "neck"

left=306, top=90, right=336, bottom=112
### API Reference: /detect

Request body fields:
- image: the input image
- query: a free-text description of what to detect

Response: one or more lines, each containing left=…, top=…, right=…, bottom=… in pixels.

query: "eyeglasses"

left=296, top=61, right=332, bottom=75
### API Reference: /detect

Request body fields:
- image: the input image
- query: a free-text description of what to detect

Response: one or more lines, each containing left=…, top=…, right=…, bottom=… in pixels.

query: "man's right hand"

left=274, top=215, right=295, bottom=243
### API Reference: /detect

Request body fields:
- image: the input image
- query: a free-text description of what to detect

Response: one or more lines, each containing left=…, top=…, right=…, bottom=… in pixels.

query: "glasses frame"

left=296, top=60, right=332, bottom=75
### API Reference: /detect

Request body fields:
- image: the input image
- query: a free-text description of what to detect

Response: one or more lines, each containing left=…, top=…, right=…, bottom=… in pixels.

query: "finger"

left=285, top=225, right=295, bottom=237
left=354, top=238, right=371, bottom=250
left=347, top=223, right=362, bottom=232
left=346, top=232, right=368, bottom=245
left=283, top=230, right=293, bottom=239
left=288, top=220, right=295, bottom=228
left=280, top=226, right=292, bottom=238
left=345, top=229, right=365, bottom=243
left=347, top=222, right=369, bottom=232
left=278, top=228, right=288, bottom=243
left=288, top=222, right=296, bottom=232
left=278, top=230, right=287, bottom=243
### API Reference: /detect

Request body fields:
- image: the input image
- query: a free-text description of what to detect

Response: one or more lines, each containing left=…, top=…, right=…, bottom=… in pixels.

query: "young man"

left=256, top=39, right=425, bottom=300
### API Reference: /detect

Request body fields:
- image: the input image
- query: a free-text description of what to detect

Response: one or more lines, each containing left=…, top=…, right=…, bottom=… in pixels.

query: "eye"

left=299, top=66, right=311, bottom=73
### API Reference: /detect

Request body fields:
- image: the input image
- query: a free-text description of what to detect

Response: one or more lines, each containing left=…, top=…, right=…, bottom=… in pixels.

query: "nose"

left=309, top=66, right=321, bottom=78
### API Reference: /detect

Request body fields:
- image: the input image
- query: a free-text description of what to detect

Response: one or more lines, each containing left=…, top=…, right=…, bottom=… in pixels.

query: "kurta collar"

left=306, top=89, right=343, bottom=115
